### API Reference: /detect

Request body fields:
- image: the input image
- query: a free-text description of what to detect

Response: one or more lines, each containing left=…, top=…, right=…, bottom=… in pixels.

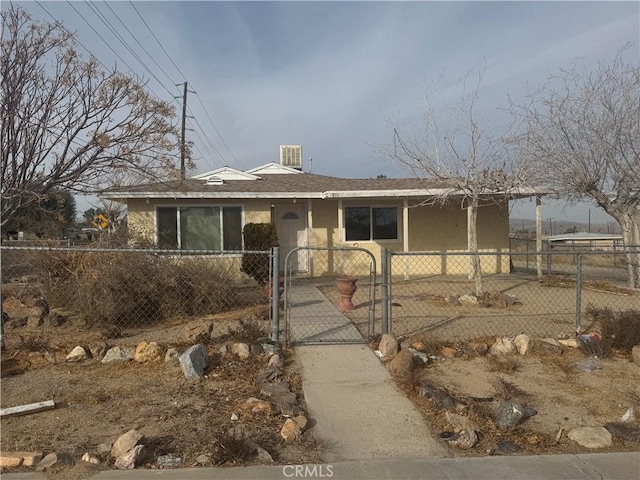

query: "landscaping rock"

left=445, top=412, right=479, bottom=432
left=97, top=443, right=112, bottom=454
left=621, top=407, right=635, bottom=422
left=232, top=343, right=251, bottom=359
left=250, top=344, right=264, bottom=355
left=558, top=338, right=579, bottom=348
left=410, top=349, right=429, bottom=366
left=411, top=340, right=427, bottom=352
left=245, top=397, right=272, bottom=415
left=378, top=333, right=399, bottom=357
left=268, top=353, right=284, bottom=368
left=568, top=427, right=612, bottom=449
left=447, top=428, right=478, bottom=449
left=490, top=337, right=515, bottom=356
left=458, top=294, right=479, bottom=306
left=495, top=440, right=522, bottom=455
left=259, top=381, right=291, bottom=397
left=165, top=348, right=179, bottom=364
left=495, top=293, right=519, bottom=307
left=0, top=451, right=43, bottom=468
left=277, top=403, right=305, bottom=417
left=604, top=422, right=640, bottom=443
left=101, top=346, right=135, bottom=364
left=156, top=454, right=181, bottom=467
left=36, top=452, right=74, bottom=471
left=292, top=415, right=308, bottom=431
left=81, top=453, right=100, bottom=465
left=272, top=391, right=298, bottom=406
left=632, top=345, right=640, bottom=368
left=218, top=344, right=228, bottom=357
left=441, top=346, right=457, bottom=358
left=134, top=341, right=162, bottom=363
left=179, top=344, right=207, bottom=380
left=536, top=339, right=563, bottom=356
left=388, top=348, right=414, bottom=378
left=465, top=341, right=489, bottom=356
left=261, top=343, right=280, bottom=357
left=114, top=445, right=145, bottom=470
left=495, top=400, right=526, bottom=428
left=186, top=322, right=213, bottom=344
left=111, top=429, right=144, bottom=458
left=66, top=346, right=89, bottom=362
left=195, top=454, right=212, bottom=465
left=256, top=365, right=283, bottom=383
left=281, top=418, right=302, bottom=442
left=256, top=447, right=274, bottom=464
left=514, top=334, right=532, bottom=355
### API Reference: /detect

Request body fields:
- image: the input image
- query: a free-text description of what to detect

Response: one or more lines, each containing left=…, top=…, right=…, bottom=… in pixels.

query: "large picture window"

left=157, top=206, right=243, bottom=250
left=345, top=206, right=398, bottom=241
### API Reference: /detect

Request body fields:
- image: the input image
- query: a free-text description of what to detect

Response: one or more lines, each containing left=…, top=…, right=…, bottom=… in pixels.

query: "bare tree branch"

left=1, top=5, right=190, bottom=227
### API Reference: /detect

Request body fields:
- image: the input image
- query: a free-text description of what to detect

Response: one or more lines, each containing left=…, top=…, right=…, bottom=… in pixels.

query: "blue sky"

left=16, top=1, right=640, bottom=224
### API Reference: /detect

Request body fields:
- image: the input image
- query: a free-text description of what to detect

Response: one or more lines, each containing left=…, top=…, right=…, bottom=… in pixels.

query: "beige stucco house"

left=101, top=161, right=516, bottom=277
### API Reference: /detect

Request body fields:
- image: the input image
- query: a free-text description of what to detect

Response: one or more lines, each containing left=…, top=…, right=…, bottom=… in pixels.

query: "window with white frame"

left=157, top=206, right=243, bottom=250
left=344, top=206, right=398, bottom=241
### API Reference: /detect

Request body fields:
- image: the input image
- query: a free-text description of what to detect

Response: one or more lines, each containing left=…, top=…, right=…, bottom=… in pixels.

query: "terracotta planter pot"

left=336, top=276, right=358, bottom=311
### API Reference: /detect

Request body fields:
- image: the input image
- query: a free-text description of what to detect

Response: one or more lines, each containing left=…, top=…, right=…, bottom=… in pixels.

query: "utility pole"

left=180, top=82, right=187, bottom=180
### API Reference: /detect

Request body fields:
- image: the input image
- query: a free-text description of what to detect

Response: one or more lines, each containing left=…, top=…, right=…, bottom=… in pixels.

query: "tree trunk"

left=617, top=208, right=640, bottom=289
left=467, top=201, right=484, bottom=296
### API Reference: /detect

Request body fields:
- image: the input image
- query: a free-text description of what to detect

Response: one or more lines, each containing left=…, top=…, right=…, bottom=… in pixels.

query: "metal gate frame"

left=283, top=246, right=377, bottom=346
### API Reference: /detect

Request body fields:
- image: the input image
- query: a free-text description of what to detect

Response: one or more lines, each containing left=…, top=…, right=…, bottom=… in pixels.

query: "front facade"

left=101, top=163, right=512, bottom=277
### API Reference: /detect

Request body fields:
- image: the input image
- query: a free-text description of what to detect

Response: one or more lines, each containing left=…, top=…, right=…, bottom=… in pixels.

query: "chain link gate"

left=283, top=246, right=376, bottom=346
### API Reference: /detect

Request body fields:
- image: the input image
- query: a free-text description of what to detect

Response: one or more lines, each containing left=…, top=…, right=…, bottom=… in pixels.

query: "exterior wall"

left=125, top=196, right=510, bottom=278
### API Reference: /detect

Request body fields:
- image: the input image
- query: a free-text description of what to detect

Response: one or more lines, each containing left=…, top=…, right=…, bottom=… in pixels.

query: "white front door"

left=275, top=204, right=308, bottom=272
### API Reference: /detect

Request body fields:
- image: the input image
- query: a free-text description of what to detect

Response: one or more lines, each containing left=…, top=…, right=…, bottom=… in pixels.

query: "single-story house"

left=101, top=157, right=529, bottom=277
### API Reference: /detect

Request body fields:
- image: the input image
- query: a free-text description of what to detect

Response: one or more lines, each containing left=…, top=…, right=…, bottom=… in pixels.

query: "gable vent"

left=280, top=145, right=302, bottom=170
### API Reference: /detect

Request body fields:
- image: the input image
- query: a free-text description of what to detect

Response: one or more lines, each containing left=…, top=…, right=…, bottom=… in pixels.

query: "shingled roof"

left=101, top=163, right=538, bottom=200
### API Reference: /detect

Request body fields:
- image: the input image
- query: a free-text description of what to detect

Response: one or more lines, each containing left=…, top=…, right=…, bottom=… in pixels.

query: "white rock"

left=232, top=343, right=250, bottom=359
left=490, top=337, right=515, bottom=355
left=514, top=334, right=532, bottom=355
left=458, top=294, right=479, bottom=306
left=621, top=407, right=635, bottom=422
left=567, top=427, right=612, bottom=449
left=81, top=453, right=100, bottom=465
left=378, top=333, right=399, bottom=357
left=66, top=346, right=88, bottom=362
left=231, top=413, right=239, bottom=421
left=111, top=430, right=144, bottom=458
left=558, top=338, right=579, bottom=348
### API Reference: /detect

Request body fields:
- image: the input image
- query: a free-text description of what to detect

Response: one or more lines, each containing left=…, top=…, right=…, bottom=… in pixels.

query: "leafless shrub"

left=486, top=355, right=521, bottom=374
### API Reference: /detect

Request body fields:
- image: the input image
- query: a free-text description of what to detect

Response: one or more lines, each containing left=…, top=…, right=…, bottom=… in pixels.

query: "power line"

left=128, top=1, right=242, bottom=170
left=194, top=92, right=246, bottom=169
left=129, top=1, right=186, bottom=81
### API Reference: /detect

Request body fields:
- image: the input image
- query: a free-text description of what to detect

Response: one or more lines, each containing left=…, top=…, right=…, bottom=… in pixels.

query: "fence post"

left=381, top=247, right=389, bottom=335
left=546, top=240, right=552, bottom=275
left=575, top=253, right=583, bottom=334
left=271, top=247, right=280, bottom=343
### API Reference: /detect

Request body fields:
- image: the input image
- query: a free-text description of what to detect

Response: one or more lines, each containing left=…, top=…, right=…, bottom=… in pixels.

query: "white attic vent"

left=204, top=176, right=223, bottom=185
left=280, top=145, right=302, bottom=170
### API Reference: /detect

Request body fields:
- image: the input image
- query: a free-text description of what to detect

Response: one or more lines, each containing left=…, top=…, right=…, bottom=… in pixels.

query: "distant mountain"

left=509, top=218, right=620, bottom=236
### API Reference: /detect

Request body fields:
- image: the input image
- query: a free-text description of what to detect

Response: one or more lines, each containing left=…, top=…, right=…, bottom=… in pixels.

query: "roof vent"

left=280, top=145, right=302, bottom=170
left=204, top=176, right=223, bottom=185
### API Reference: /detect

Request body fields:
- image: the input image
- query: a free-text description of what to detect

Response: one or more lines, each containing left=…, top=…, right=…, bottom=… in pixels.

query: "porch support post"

left=536, top=196, right=543, bottom=279
left=337, top=199, right=344, bottom=273
left=307, top=199, right=314, bottom=276
left=403, top=199, right=409, bottom=280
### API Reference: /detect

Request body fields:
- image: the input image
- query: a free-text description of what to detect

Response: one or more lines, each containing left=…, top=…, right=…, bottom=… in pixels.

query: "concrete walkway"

left=296, top=344, right=447, bottom=462
left=286, top=284, right=365, bottom=344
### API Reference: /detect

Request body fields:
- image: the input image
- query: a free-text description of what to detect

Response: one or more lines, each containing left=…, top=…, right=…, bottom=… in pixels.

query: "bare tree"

left=1, top=5, right=187, bottom=228
left=383, top=72, right=531, bottom=296
left=510, top=47, right=640, bottom=287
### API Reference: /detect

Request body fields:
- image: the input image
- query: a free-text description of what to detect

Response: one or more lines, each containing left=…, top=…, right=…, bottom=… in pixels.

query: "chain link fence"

left=283, top=246, right=376, bottom=345
left=382, top=249, right=640, bottom=342
left=1, top=246, right=272, bottom=339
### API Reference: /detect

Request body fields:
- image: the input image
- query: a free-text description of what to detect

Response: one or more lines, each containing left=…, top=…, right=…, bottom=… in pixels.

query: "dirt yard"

left=0, top=305, right=321, bottom=478
left=2, top=277, right=640, bottom=477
